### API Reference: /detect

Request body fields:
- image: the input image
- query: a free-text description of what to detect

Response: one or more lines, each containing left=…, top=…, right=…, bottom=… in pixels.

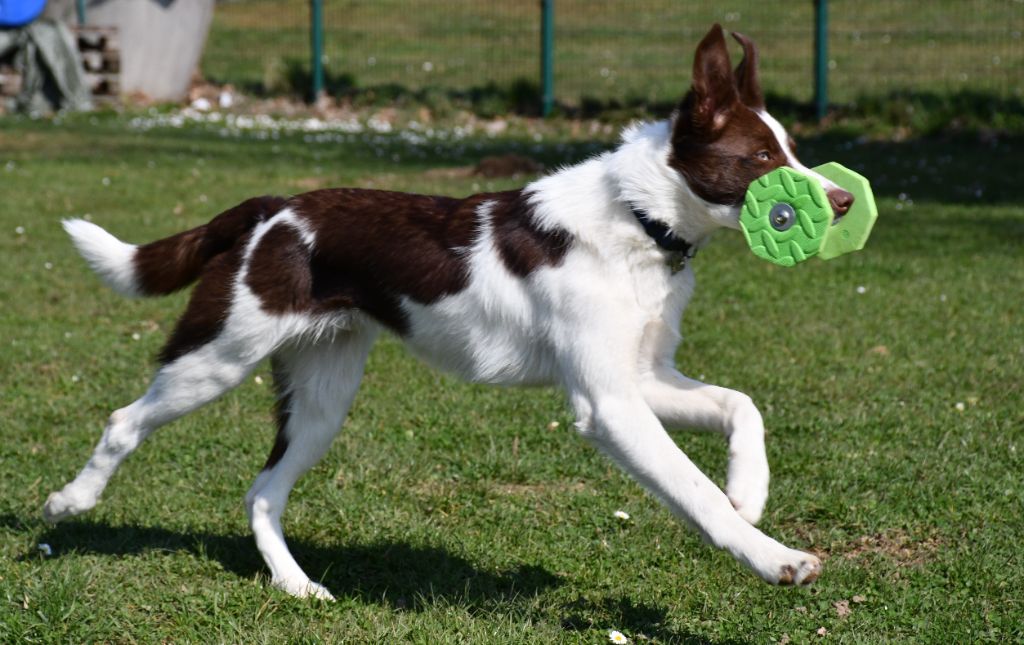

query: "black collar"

left=628, top=202, right=697, bottom=269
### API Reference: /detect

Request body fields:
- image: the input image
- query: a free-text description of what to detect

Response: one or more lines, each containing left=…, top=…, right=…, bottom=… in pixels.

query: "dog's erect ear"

left=731, top=31, right=764, bottom=109
left=689, top=24, right=739, bottom=133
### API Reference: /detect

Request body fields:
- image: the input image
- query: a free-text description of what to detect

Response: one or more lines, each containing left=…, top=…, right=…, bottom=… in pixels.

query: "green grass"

left=1, top=112, right=1023, bottom=643
left=202, top=0, right=1023, bottom=109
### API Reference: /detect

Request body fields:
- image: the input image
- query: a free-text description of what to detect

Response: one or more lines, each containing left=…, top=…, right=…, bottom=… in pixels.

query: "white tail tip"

left=62, top=219, right=142, bottom=297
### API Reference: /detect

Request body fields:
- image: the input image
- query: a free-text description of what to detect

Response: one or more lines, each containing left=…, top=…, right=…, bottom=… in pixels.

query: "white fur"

left=62, top=219, right=141, bottom=297
left=47, top=116, right=822, bottom=597
left=245, top=331, right=376, bottom=600
left=756, top=110, right=840, bottom=193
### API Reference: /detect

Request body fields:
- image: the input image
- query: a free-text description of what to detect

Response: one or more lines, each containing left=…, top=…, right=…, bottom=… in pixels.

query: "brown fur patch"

left=263, top=422, right=290, bottom=471
left=158, top=246, right=244, bottom=364
left=245, top=224, right=313, bottom=314
left=490, top=191, right=571, bottom=277
left=155, top=196, right=288, bottom=364
left=669, top=100, right=786, bottom=206
left=287, top=188, right=481, bottom=332
left=240, top=188, right=571, bottom=334
left=135, top=196, right=286, bottom=296
left=778, top=565, right=796, bottom=584
left=731, top=31, right=765, bottom=109
left=263, top=357, right=292, bottom=471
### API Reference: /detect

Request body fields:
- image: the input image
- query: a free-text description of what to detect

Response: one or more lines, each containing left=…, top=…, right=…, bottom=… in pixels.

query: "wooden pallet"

left=74, top=25, right=120, bottom=97
left=0, top=25, right=121, bottom=100
left=0, top=66, right=22, bottom=97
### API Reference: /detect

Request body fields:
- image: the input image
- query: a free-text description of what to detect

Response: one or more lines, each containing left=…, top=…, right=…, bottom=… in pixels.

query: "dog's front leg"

left=570, top=386, right=819, bottom=585
left=639, top=368, right=769, bottom=525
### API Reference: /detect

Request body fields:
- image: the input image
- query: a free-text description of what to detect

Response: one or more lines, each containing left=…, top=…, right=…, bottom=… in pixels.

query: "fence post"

left=813, top=0, right=829, bottom=120
left=540, top=0, right=554, bottom=116
left=310, top=0, right=325, bottom=102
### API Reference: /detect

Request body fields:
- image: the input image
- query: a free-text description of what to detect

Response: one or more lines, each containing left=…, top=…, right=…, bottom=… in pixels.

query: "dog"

left=45, top=24, right=853, bottom=600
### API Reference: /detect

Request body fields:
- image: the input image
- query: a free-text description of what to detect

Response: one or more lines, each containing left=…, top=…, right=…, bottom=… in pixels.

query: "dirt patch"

left=421, top=154, right=544, bottom=182
left=840, top=530, right=942, bottom=566
left=290, top=177, right=331, bottom=191
left=352, top=173, right=400, bottom=189
left=422, top=166, right=475, bottom=180
left=492, top=481, right=587, bottom=497
left=0, top=130, right=46, bottom=151
left=412, top=478, right=587, bottom=498
left=472, top=154, right=543, bottom=178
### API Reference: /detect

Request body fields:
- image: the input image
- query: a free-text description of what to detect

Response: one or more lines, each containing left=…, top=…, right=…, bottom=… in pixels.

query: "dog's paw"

left=768, top=550, right=821, bottom=586
left=42, top=489, right=96, bottom=524
left=273, top=577, right=336, bottom=601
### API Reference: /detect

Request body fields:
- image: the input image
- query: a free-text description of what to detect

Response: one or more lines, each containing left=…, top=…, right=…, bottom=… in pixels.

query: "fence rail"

left=202, top=0, right=1024, bottom=114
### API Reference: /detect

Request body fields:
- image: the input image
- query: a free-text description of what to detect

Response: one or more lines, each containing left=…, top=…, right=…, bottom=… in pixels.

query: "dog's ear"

left=731, top=31, right=764, bottom=109
left=688, top=23, right=739, bottom=133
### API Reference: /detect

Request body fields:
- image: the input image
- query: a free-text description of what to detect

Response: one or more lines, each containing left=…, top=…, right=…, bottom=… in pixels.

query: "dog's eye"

left=754, top=150, right=771, bottom=162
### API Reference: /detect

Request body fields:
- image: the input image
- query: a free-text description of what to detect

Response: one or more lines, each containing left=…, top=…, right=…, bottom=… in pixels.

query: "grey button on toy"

left=769, top=202, right=796, bottom=231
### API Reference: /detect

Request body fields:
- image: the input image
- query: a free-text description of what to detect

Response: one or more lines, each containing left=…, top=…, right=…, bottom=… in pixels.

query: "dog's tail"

left=63, top=195, right=288, bottom=298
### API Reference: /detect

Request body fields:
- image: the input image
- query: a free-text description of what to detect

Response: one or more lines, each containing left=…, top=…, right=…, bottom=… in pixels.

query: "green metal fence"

left=202, top=0, right=1023, bottom=115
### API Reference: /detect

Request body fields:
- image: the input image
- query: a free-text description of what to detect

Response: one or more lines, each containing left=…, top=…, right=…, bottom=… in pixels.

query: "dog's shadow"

left=6, top=513, right=743, bottom=643
left=9, top=513, right=557, bottom=611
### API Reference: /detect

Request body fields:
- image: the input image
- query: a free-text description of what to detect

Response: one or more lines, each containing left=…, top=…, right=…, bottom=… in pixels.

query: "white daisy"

left=609, top=630, right=628, bottom=644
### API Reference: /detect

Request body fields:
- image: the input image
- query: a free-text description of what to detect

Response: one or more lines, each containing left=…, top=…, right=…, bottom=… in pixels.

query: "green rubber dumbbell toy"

left=739, top=163, right=877, bottom=266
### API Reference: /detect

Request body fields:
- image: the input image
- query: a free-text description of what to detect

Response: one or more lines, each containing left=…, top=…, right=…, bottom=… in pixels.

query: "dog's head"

left=670, top=24, right=853, bottom=219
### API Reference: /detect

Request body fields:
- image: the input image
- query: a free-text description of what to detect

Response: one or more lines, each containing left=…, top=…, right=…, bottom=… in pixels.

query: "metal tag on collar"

left=666, top=252, right=685, bottom=274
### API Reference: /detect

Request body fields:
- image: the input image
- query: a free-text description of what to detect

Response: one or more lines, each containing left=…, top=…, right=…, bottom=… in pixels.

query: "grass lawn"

left=202, top=0, right=1023, bottom=106
left=1, top=112, right=1022, bottom=643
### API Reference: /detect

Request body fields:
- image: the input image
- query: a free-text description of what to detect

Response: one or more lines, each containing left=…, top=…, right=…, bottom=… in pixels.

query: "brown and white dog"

left=46, top=25, right=853, bottom=599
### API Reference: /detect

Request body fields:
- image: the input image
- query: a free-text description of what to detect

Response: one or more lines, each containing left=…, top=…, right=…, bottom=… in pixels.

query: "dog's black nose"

left=827, top=188, right=855, bottom=216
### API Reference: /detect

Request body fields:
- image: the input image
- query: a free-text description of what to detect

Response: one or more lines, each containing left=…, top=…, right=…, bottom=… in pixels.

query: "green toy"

left=739, top=163, right=877, bottom=267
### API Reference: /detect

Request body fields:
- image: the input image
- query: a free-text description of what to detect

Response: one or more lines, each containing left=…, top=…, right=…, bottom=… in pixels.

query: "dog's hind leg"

left=245, top=327, right=377, bottom=600
left=639, top=368, right=770, bottom=526
left=44, top=252, right=288, bottom=524
left=42, top=331, right=274, bottom=523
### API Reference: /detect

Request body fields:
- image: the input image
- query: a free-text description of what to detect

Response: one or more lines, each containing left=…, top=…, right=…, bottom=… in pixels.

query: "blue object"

left=0, top=0, right=47, bottom=28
